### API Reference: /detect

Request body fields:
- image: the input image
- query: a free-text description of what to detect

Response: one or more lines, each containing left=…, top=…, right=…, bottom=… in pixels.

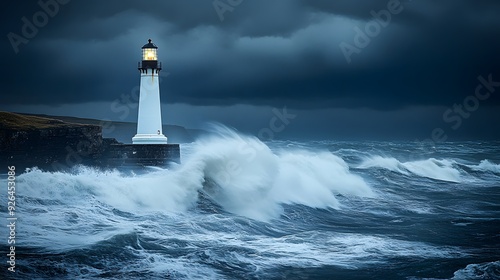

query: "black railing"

left=138, top=61, right=162, bottom=69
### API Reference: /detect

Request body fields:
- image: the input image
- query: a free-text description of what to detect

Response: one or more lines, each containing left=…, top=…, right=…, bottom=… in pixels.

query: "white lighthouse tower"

left=132, top=39, right=168, bottom=144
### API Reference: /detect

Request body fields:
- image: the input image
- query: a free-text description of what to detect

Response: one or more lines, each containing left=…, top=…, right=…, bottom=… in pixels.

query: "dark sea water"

left=1, top=130, right=499, bottom=279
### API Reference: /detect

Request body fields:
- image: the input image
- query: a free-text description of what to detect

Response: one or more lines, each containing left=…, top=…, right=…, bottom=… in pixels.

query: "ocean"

left=1, top=129, right=499, bottom=279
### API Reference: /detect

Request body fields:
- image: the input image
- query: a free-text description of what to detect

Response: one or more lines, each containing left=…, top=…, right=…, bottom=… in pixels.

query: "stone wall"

left=104, top=144, right=181, bottom=167
left=0, top=125, right=103, bottom=170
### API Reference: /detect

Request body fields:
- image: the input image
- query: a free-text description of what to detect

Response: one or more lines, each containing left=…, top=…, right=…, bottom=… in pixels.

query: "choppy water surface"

left=1, top=130, right=499, bottom=279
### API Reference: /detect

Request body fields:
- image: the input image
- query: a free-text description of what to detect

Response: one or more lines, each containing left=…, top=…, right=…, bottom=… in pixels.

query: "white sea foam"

left=358, top=156, right=462, bottom=182
left=358, top=156, right=409, bottom=175
left=3, top=137, right=497, bottom=279
left=14, top=126, right=373, bottom=222
left=452, top=261, right=500, bottom=280
left=468, top=159, right=500, bottom=173
left=141, top=230, right=464, bottom=270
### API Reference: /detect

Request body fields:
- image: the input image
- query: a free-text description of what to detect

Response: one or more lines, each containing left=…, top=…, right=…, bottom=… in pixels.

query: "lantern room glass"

left=142, top=48, right=157, bottom=61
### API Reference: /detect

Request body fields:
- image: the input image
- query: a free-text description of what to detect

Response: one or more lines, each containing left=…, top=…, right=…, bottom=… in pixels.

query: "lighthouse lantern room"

left=132, top=39, right=168, bottom=144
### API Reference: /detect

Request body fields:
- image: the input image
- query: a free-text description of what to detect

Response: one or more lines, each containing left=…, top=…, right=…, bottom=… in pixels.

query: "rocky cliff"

left=0, top=112, right=109, bottom=169
left=0, top=111, right=181, bottom=170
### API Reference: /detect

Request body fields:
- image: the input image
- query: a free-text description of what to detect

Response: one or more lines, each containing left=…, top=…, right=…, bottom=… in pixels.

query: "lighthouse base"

left=132, top=134, right=168, bottom=144
left=105, top=143, right=180, bottom=167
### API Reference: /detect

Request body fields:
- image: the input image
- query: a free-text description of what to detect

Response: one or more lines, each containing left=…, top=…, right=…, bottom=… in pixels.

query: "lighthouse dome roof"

left=142, top=39, right=158, bottom=49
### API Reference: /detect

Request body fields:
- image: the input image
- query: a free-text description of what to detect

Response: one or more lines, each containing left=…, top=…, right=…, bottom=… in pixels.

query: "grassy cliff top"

left=0, top=111, right=93, bottom=130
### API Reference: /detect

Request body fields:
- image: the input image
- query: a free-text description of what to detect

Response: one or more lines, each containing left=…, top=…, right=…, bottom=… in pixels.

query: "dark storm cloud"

left=1, top=0, right=500, bottom=109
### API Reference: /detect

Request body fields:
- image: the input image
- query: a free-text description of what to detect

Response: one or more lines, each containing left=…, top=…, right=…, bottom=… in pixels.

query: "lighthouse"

left=102, top=39, right=180, bottom=166
left=132, top=39, right=168, bottom=144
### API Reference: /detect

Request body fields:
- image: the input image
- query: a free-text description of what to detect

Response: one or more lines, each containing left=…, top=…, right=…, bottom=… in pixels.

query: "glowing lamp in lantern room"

left=142, top=39, right=158, bottom=61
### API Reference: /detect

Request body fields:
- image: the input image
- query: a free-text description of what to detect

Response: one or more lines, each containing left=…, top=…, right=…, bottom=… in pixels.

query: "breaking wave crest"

left=452, top=261, right=500, bottom=280
left=468, top=159, right=500, bottom=174
left=16, top=127, right=374, bottom=221
left=358, top=156, right=462, bottom=182
left=4, top=134, right=498, bottom=279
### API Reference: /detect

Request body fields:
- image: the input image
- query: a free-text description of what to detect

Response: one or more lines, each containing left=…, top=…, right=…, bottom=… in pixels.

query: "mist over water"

left=1, top=128, right=499, bottom=279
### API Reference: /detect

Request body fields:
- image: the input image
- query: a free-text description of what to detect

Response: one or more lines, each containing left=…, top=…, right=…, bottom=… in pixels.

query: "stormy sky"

left=1, top=0, right=499, bottom=140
